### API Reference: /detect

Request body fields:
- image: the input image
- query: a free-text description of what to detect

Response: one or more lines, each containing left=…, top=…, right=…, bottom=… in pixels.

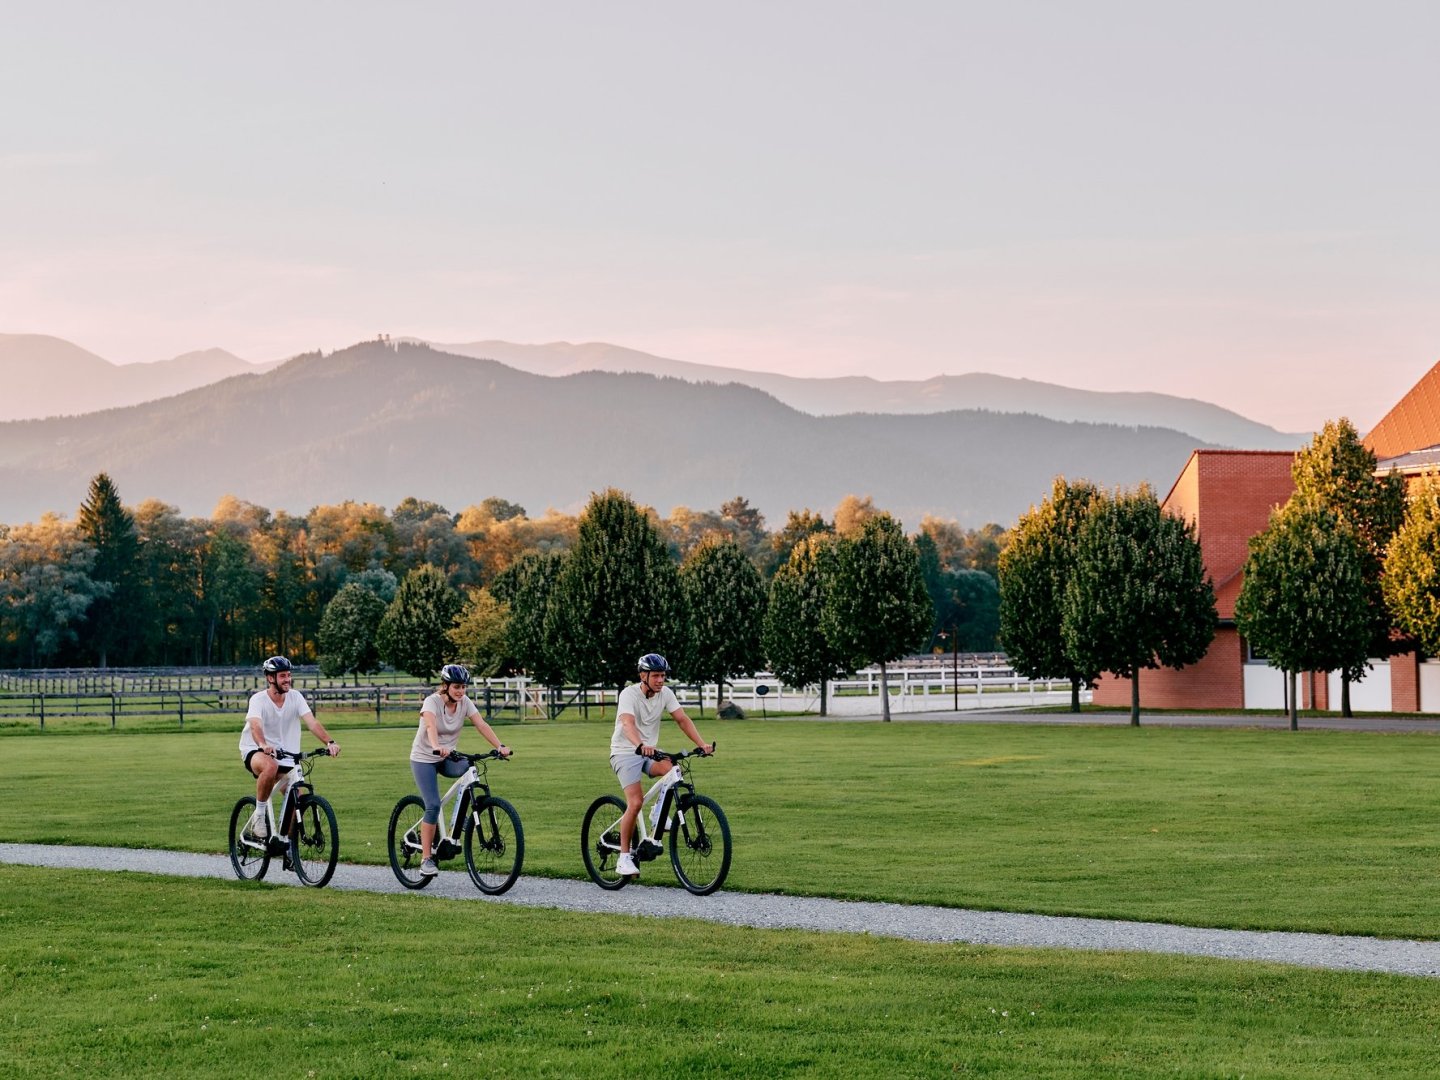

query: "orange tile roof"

left=1364, top=359, right=1440, bottom=459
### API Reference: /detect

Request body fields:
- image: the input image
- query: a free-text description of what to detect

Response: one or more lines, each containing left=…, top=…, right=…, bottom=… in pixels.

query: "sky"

left=3, top=2, right=1438, bottom=432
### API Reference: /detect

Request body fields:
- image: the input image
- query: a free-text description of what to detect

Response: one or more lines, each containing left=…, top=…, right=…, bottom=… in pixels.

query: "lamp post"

left=938, top=630, right=959, bottom=712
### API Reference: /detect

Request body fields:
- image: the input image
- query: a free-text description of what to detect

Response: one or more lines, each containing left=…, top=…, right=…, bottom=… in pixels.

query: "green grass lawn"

left=4, top=719, right=1440, bottom=938
left=3, top=866, right=1439, bottom=1079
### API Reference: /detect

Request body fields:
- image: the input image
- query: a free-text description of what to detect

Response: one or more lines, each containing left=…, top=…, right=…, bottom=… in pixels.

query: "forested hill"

left=0, top=341, right=1215, bottom=527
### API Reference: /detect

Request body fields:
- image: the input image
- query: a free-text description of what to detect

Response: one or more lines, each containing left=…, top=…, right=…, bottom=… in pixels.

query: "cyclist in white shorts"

left=610, top=653, right=712, bottom=879
left=238, top=656, right=340, bottom=839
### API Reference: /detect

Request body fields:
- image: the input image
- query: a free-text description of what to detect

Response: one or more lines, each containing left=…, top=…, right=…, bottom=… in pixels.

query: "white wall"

left=1327, top=661, right=1391, bottom=712
left=1243, top=663, right=1287, bottom=709
left=1419, top=660, right=1440, bottom=713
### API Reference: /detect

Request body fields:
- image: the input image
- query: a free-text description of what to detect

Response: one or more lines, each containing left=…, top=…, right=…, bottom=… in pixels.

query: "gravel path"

left=4, top=842, right=1438, bottom=979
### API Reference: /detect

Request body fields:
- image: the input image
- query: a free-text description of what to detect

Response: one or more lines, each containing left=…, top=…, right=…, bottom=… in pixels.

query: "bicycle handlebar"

left=635, top=741, right=716, bottom=762
left=273, top=747, right=332, bottom=763
left=446, top=749, right=512, bottom=763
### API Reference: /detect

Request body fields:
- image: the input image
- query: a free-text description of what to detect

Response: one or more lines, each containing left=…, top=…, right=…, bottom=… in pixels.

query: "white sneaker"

left=246, top=809, right=269, bottom=840
left=616, top=852, right=639, bottom=878
left=420, top=858, right=439, bottom=877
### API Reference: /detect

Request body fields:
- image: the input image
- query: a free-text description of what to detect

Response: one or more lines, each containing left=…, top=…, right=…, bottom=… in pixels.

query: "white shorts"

left=610, top=752, right=656, bottom=788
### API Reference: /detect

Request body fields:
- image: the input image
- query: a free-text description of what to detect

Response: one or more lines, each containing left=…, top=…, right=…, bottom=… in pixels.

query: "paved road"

left=4, top=842, right=1438, bottom=979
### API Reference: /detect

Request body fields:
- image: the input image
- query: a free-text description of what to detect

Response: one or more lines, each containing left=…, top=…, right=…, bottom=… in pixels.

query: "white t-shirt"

left=610, top=682, right=681, bottom=757
left=239, top=689, right=313, bottom=757
left=411, top=691, right=480, bottom=763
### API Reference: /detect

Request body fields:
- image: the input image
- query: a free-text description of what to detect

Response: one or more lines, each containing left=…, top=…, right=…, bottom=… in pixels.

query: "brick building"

left=1090, top=359, right=1440, bottom=713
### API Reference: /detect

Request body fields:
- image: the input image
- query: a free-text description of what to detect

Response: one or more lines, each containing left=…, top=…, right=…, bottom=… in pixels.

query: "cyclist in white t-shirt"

left=410, top=663, right=511, bottom=877
left=237, top=656, right=340, bottom=839
left=609, top=653, right=712, bottom=879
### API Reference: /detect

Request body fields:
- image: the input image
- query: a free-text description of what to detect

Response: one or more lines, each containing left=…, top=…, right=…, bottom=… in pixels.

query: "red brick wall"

left=1391, top=649, right=1420, bottom=711
left=1091, top=626, right=1246, bottom=708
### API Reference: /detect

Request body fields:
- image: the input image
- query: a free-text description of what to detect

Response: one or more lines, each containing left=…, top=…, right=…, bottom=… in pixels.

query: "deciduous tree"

left=677, top=535, right=767, bottom=704
left=317, top=581, right=387, bottom=676
left=1236, top=501, right=1370, bottom=729
left=1062, top=486, right=1216, bottom=726
left=762, top=534, right=849, bottom=715
left=377, top=564, right=463, bottom=679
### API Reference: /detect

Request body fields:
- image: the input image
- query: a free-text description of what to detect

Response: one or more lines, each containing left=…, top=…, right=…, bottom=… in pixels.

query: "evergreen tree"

left=1235, top=501, right=1370, bottom=730
left=1289, top=418, right=1406, bottom=716
left=762, top=533, right=850, bottom=716
left=821, top=513, right=933, bottom=722
left=677, top=534, right=768, bottom=705
left=551, top=490, right=681, bottom=692
left=1062, top=486, right=1217, bottom=725
left=376, top=564, right=463, bottom=679
left=75, top=473, right=142, bottom=667
left=998, top=477, right=1100, bottom=711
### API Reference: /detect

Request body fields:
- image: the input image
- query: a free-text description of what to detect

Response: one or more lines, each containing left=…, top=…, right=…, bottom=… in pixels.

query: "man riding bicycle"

left=238, top=656, right=340, bottom=839
left=609, top=653, right=712, bottom=879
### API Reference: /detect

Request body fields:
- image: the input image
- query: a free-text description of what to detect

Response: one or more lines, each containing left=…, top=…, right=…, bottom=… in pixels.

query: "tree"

left=0, top=514, right=110, bottom=666
left=833, top=494, right=880, bottom=538
left=1062, top=486, right=1217, bottom=725
left=1235, top=502, right=1370, bottom=730
left=677, top=535, right=768, bottom=704
left=199, top=526, right=262, bottom=665
left=76, top=473, right=142, bottom=667
left=317, top=582, right=387, bottom=676
left=822, top=513, right=933, bottom=722
left=762, top=534, right=850, bottom=716
left=551, top=489, right=681, bottom=693
left=1383, top=476, right=1440, bottom=658
left=769, top=509, right=832, bottom=576
left=998, top=478, right=1101, bottom=711
left=491, top=551, right=567, bottom=684
left=377, top=564, right=463, bottom=679
left=950, top=569, right=1001, bottom=652
left=1289, top=419, right=1406, bottom=716
left=133, top=500, right=207, bottom=665
left=449, top=586, right=512, bottom=679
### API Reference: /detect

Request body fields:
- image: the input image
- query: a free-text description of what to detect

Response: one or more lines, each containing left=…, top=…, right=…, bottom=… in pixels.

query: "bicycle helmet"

left=439, top=663, right=471, bottom=685
left=637, top=653, right=670, bottom=674
left=262, top=656, right=293, bottom=675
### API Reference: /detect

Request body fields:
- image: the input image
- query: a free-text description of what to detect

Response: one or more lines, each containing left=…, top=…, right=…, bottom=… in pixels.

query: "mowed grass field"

left=3, top=719, right=1440, bottom=937
left=3, top=866, right=1440, bottom=1079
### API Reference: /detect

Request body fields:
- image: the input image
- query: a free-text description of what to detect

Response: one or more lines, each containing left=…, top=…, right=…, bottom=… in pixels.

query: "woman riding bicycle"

left=410, top=663, right=511, bottom=877
left=610, top=653, right=713, bottom=879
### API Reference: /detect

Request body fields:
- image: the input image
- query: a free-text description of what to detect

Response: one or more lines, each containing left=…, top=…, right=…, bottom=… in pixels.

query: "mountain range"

left=0, top=333, right=1305, bottom=452
left=0, top=340, right=1229, bottom=529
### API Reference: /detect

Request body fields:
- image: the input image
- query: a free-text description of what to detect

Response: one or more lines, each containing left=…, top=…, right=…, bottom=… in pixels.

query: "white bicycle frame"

left=241, top=750, right=303, bottom=851
left=633, top=760, right=687, bottom=848
left=402, top=763, right=482, bottom=851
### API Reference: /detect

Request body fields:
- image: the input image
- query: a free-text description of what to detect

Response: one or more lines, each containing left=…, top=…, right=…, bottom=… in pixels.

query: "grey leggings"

left=412, top=757, right=470, bottom=824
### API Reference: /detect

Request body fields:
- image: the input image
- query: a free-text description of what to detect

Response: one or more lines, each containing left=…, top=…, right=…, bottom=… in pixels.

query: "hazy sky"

left=4, top=2, right=1438, bottom=431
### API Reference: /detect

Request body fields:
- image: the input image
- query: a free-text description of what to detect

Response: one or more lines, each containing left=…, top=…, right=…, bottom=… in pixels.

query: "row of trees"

left=999, top=418, right=1440, bottom=728
left=998, top=478, right=1216, bottom=725
left=0, top=478, right=1004, bottom=670
left=313, top=489, right=934, bottom=721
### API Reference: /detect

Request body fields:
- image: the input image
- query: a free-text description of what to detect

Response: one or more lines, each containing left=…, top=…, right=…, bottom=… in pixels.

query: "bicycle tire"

left=463, top=793, right=524, bottom=895
left=228, top=796, right=271, bottom=881
left=291, top=794, right=339, bottom=888
left=669, top=793, right=731, bottom=896
left=387, top=794, right=434, bottom=890
left=580, top=794, right=630, bottom=890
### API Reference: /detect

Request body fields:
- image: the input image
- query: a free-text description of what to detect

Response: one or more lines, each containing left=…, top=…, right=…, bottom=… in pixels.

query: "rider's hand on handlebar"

left=326, top=740, right=341, bottom=757
left=497, top=745, right=512, bottom=759
left=635, top=743, right=655, bottom=758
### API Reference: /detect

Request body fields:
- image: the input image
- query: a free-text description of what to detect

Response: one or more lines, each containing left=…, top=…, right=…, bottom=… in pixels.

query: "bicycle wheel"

left=228, top=796, right=271, bottom=881
left=387, top=794, right=434, bottom=890
left=291, top=794, right=339, bottom=888
left=464, top=792, right=524, bottom=895
left=669, top=793, right=731, bottom=896
left=580, top=794, right=629, bottom=890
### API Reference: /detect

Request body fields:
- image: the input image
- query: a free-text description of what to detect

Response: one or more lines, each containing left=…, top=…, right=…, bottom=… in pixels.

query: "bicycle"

left=228, top=747, right=340, bottom=888
left=387, top=749, right=524, bottom=894
left=580, top=744, right=731, bottom=895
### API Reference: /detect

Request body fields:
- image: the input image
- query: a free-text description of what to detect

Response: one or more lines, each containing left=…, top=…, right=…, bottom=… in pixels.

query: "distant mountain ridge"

left=424, top=339, right=1307, bottom=450
left=0, top=341, right=1221, bottom=529
left=0, top=334, right=279, bottom=421
left=1, top=332, right=1303, bottom=450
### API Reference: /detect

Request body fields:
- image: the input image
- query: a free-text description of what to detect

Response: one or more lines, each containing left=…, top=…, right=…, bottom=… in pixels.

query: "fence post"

left=39, top=691, right=45, bottom=731
left=375, top=686, right=382, bottom=725
left=178, top=691, right=184, bottom=729
left=111, top=692, right=117, bottom=730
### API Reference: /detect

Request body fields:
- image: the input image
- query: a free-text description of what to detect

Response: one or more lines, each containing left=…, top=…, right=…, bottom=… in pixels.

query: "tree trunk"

left=880, top=660, right=892, bottom=722
left=1070, top=676, right=1082, bottom=713
left=820, top=676, right=828, bottom=717
left=1130, top=673, right=1141, bottom=726
left=1289, top=670, right=1299, bottom=730
left=1341, top=671, right=1353, bottom=718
